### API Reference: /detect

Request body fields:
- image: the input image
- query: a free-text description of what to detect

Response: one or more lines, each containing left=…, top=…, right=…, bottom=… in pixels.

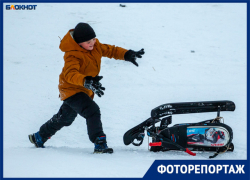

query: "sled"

left=123, top=100, right=235, bottom=158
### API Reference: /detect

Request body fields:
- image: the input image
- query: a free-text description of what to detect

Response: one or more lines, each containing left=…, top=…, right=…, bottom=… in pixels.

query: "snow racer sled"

left=123, top=100, right=235, bottom=158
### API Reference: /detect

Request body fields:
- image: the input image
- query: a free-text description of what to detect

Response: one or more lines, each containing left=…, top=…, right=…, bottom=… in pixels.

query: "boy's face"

left=78, top=38, right=96, bottom=51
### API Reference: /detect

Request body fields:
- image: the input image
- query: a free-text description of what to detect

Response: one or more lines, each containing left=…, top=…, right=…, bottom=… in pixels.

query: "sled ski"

left=123, top=100, right=235, bottom=158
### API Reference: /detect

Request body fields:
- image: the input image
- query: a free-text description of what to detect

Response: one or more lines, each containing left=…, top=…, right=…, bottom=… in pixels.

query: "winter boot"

left=94, top=136, right=113, bottom=154
left=28, top=132, right=47, bottom=148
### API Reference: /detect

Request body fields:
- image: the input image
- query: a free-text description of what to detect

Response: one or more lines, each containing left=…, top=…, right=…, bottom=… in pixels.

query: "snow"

left=3, top=3, right=246, bottom=178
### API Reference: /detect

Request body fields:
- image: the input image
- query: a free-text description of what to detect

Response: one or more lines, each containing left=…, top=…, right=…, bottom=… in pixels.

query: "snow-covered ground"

left=3, top=3, right=246, bottom=178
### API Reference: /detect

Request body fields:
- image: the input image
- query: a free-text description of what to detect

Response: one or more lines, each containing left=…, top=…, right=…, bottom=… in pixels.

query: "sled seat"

left=151, top=100, right=235, bottom=118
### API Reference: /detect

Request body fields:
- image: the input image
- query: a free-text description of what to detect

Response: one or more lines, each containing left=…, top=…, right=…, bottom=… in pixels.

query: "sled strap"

left=149, top=141, right=196, bottom=156
left=185, top=148, right=196, bottom=156
left=149, top=142, right=162, bottom=146
left=162, top=140, right=196, bottom=156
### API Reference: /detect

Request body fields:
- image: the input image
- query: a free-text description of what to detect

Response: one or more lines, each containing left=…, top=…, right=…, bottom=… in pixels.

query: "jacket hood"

left=59, top=29, right=89, bottom=53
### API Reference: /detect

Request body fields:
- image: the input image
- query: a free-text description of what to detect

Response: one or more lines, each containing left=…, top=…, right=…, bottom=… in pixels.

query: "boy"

left=28, top=22, right=145, bottom=153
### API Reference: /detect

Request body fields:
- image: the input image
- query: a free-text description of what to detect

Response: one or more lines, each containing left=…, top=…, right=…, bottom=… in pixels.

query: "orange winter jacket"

left=58, top=29, right=128, bottom=100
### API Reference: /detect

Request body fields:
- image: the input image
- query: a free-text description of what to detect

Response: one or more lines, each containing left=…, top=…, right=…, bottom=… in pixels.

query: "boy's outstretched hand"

left=84, top=76, right=105, bottom=97
left=124, top=48, right=145, bottom=67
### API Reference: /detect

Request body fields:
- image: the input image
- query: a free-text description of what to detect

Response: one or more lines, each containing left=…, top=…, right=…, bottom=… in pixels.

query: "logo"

left=157, top=164, right=245, bottom=174
left=188, top=129, right=195, bottom=133
left=159, top=105, right=172, bottom=110
left=211, top=143, right=224, bottom=146
left=6, top=5, right=37, bottom=10
left=159, top=111, right=173, bottom=116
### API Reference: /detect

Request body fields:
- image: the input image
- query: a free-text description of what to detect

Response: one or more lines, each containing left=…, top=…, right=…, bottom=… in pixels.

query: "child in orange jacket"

left=29, top=22, right=145, bottom=153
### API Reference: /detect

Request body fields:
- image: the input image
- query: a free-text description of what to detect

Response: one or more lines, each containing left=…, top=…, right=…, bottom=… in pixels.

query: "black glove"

left=84, top=76, right=105, bottom=97
left=124, top=48, right=145, bottom=67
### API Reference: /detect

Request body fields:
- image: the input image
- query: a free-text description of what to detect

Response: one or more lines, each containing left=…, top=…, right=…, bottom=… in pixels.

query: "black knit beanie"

left=73, top=23, right=96, bottom=43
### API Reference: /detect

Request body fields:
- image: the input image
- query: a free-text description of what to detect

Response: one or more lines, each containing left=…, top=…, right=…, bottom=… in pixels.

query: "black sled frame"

left=123, top=100, right=235, bottom=158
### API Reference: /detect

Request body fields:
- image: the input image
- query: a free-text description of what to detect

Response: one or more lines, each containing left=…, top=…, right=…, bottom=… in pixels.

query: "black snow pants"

left=39, top=92, right=105, bottom=143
